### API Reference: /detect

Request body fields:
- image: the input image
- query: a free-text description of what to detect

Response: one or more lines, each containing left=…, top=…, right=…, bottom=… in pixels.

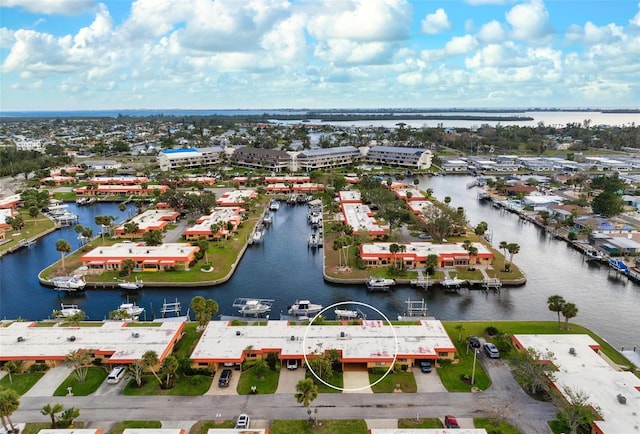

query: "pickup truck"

left=218, top=369, right=232, bottom=387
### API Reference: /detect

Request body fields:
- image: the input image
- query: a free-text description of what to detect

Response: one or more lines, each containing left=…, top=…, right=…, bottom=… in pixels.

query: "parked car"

left=286, top=359, right=298, bottom=370
left=107, top=366, right=125, bottom=384
left=483, top=342, right=500, bottom=359
left=235, top=413, right=250, bottom=429
left=218, top=369, right=232, bottom=387
left=420, top=360, right=432, bottom=373
left=469, top=335, right=481, bottom=349
left=444, top=415, right=460, bottom=428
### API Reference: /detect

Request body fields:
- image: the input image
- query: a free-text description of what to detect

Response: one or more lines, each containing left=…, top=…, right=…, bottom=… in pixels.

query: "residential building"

left=359, top=242, right=493, bottom=268
left=183, top=207, right=244, bottom=241
left=80, top=242, right=199, bottom=272
left=294, top=146, right=361, bottom=171
left=231, top=147, right=291, bottom=172
left=157, top=147, right=225, bottom=171
left=365, top=146, right=433, bottom=170
left=114, top=209, right=180, bottom=237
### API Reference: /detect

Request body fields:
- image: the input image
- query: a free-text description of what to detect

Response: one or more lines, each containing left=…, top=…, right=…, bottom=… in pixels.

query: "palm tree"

left=454, top=324, right=465, bottom=342
left=499, top=241, right=508, bottom=258
left=1, top=361, right=22, bottom=385
left=160, top=355, right=179, bottom=389
left=507, top=242, right=520, bottom=266
left=547, top=295, right=566, bottom=328
left=561, top=302, right=578, bottom=331
left=41, top=403, right=64, bottom=428
left=295, top=378, right=318, bottom=407
left=60, top=407, right=80, bottom=427
left=142, top=350, right=162, bottom=385
left=190, top=296, right=219, bottom=329
left=66, top=349, right=93, bottom=383
left=55, top=239, right=71, bottom=273
left=0, top=387, right=20, bottom=433
left=389, top=243, right=399, bottom=267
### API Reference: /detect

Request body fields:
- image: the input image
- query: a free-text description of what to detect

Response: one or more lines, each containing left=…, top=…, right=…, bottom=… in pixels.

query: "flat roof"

left=370, top=430, right=487, bottom=434
left=216, top=189, right=258, bottom=206
left=81, top=242, right=198, bottom=262
left=513, top=334, right=640, bottom=434
left=191, top=320, right=455, bottom=363
left=342, top=203, right=386, bottom=235
left=123, top=430, right=184, bottom=434
left=337, top=190, right=361, bottom=202
left=0, top=321, right=185, bottom=363
left=185, top=207, right=243, bottom=234
left=116, top=209, right=179, bottom=232
left=360, top=242, right=492, bottom=258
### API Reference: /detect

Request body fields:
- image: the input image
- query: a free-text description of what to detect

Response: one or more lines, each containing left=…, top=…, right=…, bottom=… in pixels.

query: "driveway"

left=342, top=369, right=372, bottom=393
left=276, top=366, right=305, bottom=394
left=23, top=365, right=73, bottom=397
left=91, top=374, right=127, bottom=397
left=205, top=369, right=239, bottom=396
left=413, top=367, right=446, bottom=393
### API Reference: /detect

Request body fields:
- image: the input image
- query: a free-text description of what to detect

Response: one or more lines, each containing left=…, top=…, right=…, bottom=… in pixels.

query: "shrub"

left=485, top=326, right=499, bottom=336
left=91, top=358, right=102, bottom=366
left=29, top=363, right=49, bottom=372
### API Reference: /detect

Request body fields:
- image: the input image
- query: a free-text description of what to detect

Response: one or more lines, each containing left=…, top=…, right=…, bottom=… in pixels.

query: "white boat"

left=253, top=230, right=263, bottom=243
left=55, top=304, right=82, bottom=318
left=269, top=200, right=280, bottom=211
left=117, top=302, right=144, bottom=317
left=334, top=309, right=360, bottom=320
left=584, top=249, right=604, bottom=262
left=51, top=275, right=86, bottom=291
left=118, top=278, right=144, bottom=290
left=441, top=276, right=465, bottom=289
left=308, top=232, right=319, bottom=248
left=235, top=298, right=273, bottom=316
left=263, top=213, right=273, bottom=225
left=366, top=277, right=396, bottom=291
left=288, top=300, right=322, bottom=317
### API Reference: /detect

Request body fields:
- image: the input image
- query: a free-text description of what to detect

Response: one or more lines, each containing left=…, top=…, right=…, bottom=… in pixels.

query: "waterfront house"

left=190, top=320, right=457, bottom=372
left=74, top=184, right=169, bottom=198
left=216, top=189, right=259, bottom=207
left=183, top=207, right=244, bottom=241
left=358, top=241, right=493, bottom=268
left=80, top=242, right=199, bottom=272
left=114, top=209, right=180, bottom=238
left=0, top=320, right=185, bottom=369
left=512, top=334, right=640, bottom=434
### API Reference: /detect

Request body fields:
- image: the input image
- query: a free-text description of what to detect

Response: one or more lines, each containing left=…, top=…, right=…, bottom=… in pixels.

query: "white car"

left=286, top=359, right=298, bottom=370
left=235, top=413, right=250, bottom=429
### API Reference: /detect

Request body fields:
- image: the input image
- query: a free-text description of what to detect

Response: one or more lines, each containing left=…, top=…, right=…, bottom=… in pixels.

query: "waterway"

left=0, top=176, right=638, bottom=350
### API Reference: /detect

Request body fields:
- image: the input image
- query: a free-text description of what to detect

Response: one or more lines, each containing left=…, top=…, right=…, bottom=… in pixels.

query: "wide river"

left=0, top=175, right=638, bottom=350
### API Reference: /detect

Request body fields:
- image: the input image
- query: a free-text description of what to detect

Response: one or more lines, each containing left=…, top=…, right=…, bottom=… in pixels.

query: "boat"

left=252, top=230, right=263, bottom=243
left=51, top=275, right=86, bottom=291
left=269, top=200, right=280, bottom=211
left=334, top=308, right=360, bottom=320
left=288, top=300, right=322, bottom=317
left=441, top=276, right=465, bottom=289
left=609, top=258, right=629, bottom=274
left=118, top=278, right=144, bottom=290
left=117, top=301, right=145, bottom=317
left=584, top=249, right=604, bottom=262
left=366, top=277, right=396, bottom=291
left=55, top=304, right=82, bottom=318
left=263, top=213, right=273, bottom=226
left=308, top=232, right=319, bottom=248
left=233, top=298, right=274, bottom=316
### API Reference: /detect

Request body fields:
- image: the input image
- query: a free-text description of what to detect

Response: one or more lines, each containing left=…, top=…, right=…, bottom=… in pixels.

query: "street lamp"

left=471, top=349, right=478, bottom=385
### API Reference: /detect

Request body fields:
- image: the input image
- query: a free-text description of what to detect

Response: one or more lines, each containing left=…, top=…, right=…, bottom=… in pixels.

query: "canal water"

left=0, top=176, right=638, bottom=350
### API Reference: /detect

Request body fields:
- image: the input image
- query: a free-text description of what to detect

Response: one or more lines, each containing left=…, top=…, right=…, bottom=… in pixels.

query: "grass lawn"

left=0, top=372, right=44, bottom=395
left=369, top=371, right=417, bottom=393
left=123, top=374, right=213, bottom=396
left=474, top=417, right=521, bottom=433
left=53, top=367, right=108, bottom=396
left=22, top=422, right=84, bottom=433
left=306, top=372, right=344, bottom=393
left=109, top=420, right=161, bottom=434
left=237, top=365, right=280, bottom=395
left=188, top=420, right=236, bottom=434
left=172, top=323, right=202, bottom=359
left=398, top=418, right=444, bottom=428
left=270, top=419, right=368, bottom=434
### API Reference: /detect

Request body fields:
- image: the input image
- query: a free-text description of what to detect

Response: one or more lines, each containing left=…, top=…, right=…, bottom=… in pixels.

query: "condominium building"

left=365, top=146, right=433, bottom=170
left=230, top=147, right=291, bottom=172
left=158, top=147, right=225, bottom=171
left=294, top=146, right=361, bottom=171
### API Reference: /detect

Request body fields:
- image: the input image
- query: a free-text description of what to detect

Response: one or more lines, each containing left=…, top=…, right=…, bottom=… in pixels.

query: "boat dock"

left=160, top=298, right=182, bottom=317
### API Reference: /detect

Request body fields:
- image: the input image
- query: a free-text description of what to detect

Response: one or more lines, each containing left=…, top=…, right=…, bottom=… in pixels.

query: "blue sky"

left=1, top=0, right=639, bottom=111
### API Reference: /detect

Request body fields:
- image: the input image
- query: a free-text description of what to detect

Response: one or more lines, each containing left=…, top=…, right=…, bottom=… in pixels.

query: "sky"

left=1, top=0, right=639, bottom=111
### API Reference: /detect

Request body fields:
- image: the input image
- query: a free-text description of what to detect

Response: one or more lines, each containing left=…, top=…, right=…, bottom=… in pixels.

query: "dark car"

left=420, top=360, right=432, bottom=373
left=218, top=369, right=232, bottom=387
left=444, top=415, right=460, bottom=428
left=469, top=336, right=481, bottom=349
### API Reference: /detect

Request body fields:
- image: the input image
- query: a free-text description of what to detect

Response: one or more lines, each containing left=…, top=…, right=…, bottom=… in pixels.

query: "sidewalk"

left=23, top=365, right=73, bottom=397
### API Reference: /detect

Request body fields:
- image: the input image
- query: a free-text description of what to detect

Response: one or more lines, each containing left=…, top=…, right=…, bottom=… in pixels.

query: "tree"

left=190, top=296, right=219, bottom=329
left=41, top=403, right=64, bottom=428
left=142, top=230, right=163, bottom=246
left=454, top=324, right=465, bottom=342
left=0, top=387, right=20, bottom=433
left=506, top=243, right=520, bottom=266
left=295, top=378, right=318, bottom=407
left=55, top=239, right=71, bottom=272
left=499, top=241, right=508, bottom=259
left=95, top=215, right=115, bottom=243
left=252, top=359, right=269, bottom=379
left=389, top=243, right=400, bottom=267
left=547, top=295, right=566, bottom=328
left=126, top=360, right=144, bottom=387
left=553, top=387, right=601, bottom=434
left=123, top=221, right=140, bottom=236
left=1, top=361, right=22, bottom=385
left=591, top=190, right=624, bottom=217
left=142, top=350, right=162, bottom=385
left=59, top=407, right=80, bottom=428
left=425, top=254, right=438, bottom=275
left=120, top=258, right=136, bottom=277
left=561, top=302, right=578, bottom=330
left=160, top=355, right=179, bottom=389
left=510, top=347, right=555, bottom=397
left=66, top=349, right=93, bottom=383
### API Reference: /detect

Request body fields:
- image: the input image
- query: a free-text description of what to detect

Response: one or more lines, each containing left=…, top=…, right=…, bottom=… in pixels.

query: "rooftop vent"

left=290, top=335, right=295, bottom=341
left=132, top=332, right=140, bottom=338
left=67, top=336, right=76, bottom=342
left=569, top=347, right=576, bottom=356
left=236, top=330, right=241, bottom=336
left=17, top=336, right=24, bottom=342
left=340, top=331, right=345, bottom=338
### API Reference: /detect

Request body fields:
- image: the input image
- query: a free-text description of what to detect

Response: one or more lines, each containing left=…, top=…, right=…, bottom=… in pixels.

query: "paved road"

left=14, top=359, right=556, bottom=433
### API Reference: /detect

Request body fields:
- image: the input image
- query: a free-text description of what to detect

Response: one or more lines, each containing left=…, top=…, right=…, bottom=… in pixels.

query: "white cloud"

left=630, top=2, right=640, bottom=26
left=505, top=0, right=552, bottom=40
left=1, top=0, right=97, bottom=15
left=465, top=19, right=475, bottom=33
left=0, top=28, right=16, bottom=49
left=421, top=8, right=451, bottom=35
left=445, top=35, right=478, bottom=55
left=465, top=0, right=508, bottom=5
left=566, top=21, right=625, bottom=45
left=477, top=20, right=506, bottom=43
